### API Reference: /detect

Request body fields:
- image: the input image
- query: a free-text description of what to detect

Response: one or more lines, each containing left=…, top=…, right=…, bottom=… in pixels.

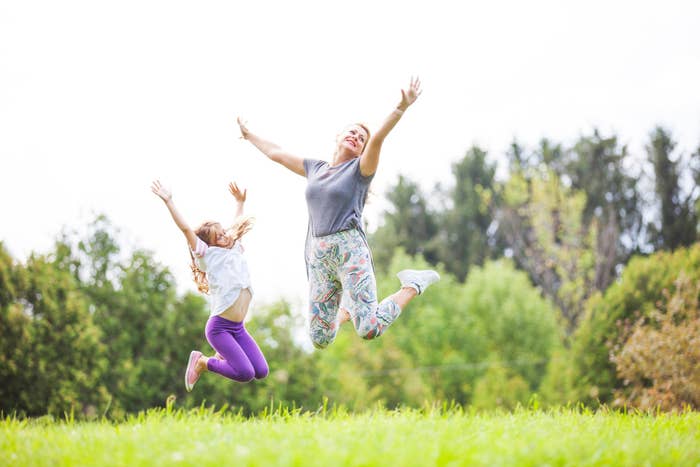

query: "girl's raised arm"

left=360, top=77, right=422, bottom=177
left=228, top=181, right=246, bottom=218
left=151, top=180, right=199, bottom=251
left=237, top=117, right=305, bottom=176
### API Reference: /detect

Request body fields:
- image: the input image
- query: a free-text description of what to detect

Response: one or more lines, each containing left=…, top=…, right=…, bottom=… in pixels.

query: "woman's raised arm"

left=360, top=77, right=422, bottom=177
left=237, top=117, right=305, bottom=176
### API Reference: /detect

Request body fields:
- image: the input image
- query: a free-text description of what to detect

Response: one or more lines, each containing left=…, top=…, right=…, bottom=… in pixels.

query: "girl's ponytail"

left=188, top=249, right=209, bottom=294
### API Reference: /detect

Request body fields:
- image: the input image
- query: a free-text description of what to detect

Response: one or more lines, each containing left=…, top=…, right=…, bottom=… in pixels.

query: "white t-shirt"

left=192, top=237, right=253, bottom=316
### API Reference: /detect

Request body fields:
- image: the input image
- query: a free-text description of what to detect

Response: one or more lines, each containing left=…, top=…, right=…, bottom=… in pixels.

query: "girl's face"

left=208, top=223, right=230, bottom=247
left=338, top=124, right=368, bottom=157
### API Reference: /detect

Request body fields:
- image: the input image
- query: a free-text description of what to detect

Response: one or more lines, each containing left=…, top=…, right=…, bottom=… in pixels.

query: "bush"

left=610, top=272, right=700, bottom=411
left=570, top=243, right=700, bottom=406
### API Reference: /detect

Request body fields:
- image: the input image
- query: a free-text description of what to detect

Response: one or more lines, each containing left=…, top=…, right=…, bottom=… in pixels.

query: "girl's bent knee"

left=237, top=367, right=256, bottom=382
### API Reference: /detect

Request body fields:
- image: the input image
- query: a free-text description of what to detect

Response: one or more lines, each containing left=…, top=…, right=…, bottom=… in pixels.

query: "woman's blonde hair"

left=356, top=123, right=370, bottom=154
left=189, top=215, right=255, bottom=294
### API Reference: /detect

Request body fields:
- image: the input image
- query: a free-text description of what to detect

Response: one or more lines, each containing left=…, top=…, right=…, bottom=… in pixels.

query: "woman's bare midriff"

left=217, top=288, right=252, bottom=322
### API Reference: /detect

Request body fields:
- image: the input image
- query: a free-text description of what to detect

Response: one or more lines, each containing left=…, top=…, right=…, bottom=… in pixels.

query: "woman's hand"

left=398, top=76, right=422, bottom=110
left=151, top=180, right=172, bottom=202
left=228, top=181, right=247, bottom=203
left=237, top=117, right=250, bottom=140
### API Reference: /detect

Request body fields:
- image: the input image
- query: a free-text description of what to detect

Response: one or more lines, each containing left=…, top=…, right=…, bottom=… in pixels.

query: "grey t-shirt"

left=303, top=157, right=374, bottom=237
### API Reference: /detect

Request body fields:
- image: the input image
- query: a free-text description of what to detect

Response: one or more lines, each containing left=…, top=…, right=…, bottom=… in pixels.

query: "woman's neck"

left=332, top=149, right=356, bottom=166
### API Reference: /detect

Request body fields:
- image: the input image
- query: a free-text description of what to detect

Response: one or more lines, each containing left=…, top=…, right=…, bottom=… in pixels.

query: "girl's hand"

left=151, top=180, right=172, bottom=202
left=228, top=182, right=247, bottom=203
left=398, top=76, right=422, bottom=109
left=237, top=117, right=250, bottom=140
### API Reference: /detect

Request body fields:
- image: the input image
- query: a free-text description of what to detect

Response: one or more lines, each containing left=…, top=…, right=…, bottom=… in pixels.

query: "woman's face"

left=338, top=124, right=368, bottom=157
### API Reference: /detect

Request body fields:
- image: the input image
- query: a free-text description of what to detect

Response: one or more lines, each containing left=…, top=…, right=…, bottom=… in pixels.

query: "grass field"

left=2, top=405, right=699, bottom=466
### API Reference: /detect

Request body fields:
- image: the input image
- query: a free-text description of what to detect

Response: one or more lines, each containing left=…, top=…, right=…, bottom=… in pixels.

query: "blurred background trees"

left=1, top=124, right=698, bottom=417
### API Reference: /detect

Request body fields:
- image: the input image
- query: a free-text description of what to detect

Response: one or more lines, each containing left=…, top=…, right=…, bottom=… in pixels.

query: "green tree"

left=498, top=169, right=597, bottom=333
left=440, top=145, right=500, bottom=281
left=53, top=216, right=209, bottom=414
left=567, top=131, right=642, bottom=289
left=646, top=127, right=698, bottom=250
left=0, top=243, right=32, bottom=415
left=0, top=244, right=109, bottom=417
left=370, top=175, right=439, bottom=274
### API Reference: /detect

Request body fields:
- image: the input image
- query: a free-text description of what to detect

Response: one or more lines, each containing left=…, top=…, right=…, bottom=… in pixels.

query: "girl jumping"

left=151, top=180, right=269, bottom=391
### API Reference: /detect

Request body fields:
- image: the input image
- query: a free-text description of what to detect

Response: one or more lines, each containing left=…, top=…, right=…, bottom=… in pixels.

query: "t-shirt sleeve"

left=303, top=158, right=325, bottom=178
left=192, top=237, right=208, bottom=258
left=353, top=157, right=375, bottom=183
left=233, top=240, right=244, bottom=253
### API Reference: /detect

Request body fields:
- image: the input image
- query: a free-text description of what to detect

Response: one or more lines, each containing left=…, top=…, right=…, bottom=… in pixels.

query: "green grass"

left=2, top=405, right=699, bottom=466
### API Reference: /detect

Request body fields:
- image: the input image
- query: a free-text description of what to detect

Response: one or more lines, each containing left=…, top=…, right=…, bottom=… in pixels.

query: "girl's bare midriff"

left=218, top=288, right=252, bottom=323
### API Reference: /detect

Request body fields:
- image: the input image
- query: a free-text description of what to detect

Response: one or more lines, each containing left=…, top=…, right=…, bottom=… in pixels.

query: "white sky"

left=2, top=0, right=699, bottom=312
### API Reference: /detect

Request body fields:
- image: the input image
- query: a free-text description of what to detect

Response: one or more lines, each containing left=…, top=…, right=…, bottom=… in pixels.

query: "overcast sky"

left=2, top=0, right=699, bottom=312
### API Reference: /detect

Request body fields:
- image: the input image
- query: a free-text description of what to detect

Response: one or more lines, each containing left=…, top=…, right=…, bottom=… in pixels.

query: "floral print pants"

left=306, top=228, right=401, bottom=349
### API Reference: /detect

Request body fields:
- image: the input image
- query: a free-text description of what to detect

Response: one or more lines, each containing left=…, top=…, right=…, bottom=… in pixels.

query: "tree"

left=567, top=131, right=642, bottom=289
left=0, top=244, right=109, bottom=417
left=497, top=169, right=598, bottom=333
left=646, top=127, right=698, bottom=250
left=440, top=146, right=500, bottom=281
left=370, top=175, right=439, bottom=273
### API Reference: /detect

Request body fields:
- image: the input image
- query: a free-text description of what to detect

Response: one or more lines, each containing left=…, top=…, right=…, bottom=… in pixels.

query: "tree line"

left=1, top=125, right=698, bottom=418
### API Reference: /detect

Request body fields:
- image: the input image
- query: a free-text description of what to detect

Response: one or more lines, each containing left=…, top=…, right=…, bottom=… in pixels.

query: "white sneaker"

left=397, top=269, right=440, bottom=295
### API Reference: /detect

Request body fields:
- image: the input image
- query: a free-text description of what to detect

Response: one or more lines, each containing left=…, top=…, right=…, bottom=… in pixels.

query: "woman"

left=238, top=77, right=439, bottom=349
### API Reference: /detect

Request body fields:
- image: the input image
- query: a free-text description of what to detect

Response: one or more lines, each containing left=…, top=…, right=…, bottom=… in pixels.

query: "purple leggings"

left=205, top=315, right=269, bottom=382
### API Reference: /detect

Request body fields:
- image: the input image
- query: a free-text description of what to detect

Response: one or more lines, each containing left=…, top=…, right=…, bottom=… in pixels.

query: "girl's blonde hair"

left=189, top=215, right=255, bottom=294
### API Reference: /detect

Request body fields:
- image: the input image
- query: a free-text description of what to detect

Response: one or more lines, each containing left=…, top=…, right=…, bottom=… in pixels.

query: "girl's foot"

left=185, top=350, right=203, bottom=392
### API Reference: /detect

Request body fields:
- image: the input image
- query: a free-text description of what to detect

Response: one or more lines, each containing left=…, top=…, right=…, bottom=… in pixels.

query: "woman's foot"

left=397, top=269, right=441, bottom=295
left=338, top=308, right=351, bottom=326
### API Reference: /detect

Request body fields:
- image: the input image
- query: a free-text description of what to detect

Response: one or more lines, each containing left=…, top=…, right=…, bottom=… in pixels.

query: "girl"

left=151, top=180, right=269, bottom=391
left=237, top=77, right=440, bottom=349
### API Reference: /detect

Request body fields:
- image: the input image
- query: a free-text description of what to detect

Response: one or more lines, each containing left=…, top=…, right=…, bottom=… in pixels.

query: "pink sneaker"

left=185, top=350, right=203, bottom=392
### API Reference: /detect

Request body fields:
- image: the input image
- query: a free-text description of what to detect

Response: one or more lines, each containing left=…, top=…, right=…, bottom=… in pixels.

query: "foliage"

left=0, top=243, right=110, bottom=417
left=370, top=175, right=440, bottom=274
left=370, top=145, right=500, bottom=281
left=471, top=360, right=530, bottom=410
left=610, top=272, right=700, bottom=411
left=570, top=242, right=700, bottom=406
left=439, top=145, right=500, bottom=280
left=498, top=168, right=597, bottom=333
left=506, top=132, right=643, bottom=292
left=646, top=127, right=698, bottom=250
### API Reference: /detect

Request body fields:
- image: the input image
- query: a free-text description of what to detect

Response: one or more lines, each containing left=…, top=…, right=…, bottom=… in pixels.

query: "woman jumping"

left=237, top=77, right=440, bottom=349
